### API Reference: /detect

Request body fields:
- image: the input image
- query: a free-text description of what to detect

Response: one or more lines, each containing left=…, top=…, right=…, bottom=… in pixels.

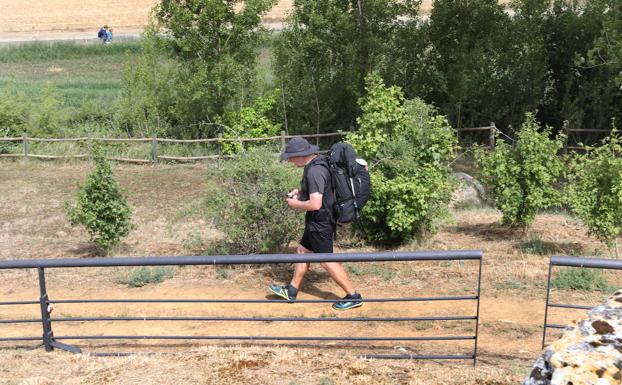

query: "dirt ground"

left=0, top=160, right=618, bottom=384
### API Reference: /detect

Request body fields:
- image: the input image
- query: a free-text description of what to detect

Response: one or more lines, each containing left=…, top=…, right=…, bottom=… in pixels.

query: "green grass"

left=552, top=268, right=613, bottom=292
left=0, top=41, right=140, bottom=108
left=116, top=266, right=176, bottom=287
left=519, top=236, right=556, bottom=255
left=344, top=263, right=396, bottom=282
left=0, top=41, right=141, bottom=63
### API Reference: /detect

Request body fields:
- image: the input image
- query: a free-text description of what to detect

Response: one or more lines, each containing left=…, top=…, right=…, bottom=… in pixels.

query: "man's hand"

left=286, top=192, right=322, bottom=211
left=288, top=189, right=299, bottom=200
left=286, top=197, right=299, bottom=209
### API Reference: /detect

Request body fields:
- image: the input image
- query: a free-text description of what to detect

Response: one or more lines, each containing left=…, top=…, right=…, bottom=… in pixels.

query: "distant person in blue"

left=97, top=26, right=107, bottom=43
left=97, top=25, right=113, bottom=44
left=105, top=28, right=114, bottom=44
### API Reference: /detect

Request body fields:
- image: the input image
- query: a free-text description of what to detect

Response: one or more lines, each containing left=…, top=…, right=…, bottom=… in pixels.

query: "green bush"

left=32, top=83, right=68, bottom=137
left=221, top=90, right=282, bottom=155
left=65, top=149, right=134, bottom=253
left=475, top=113, right=565, bottom=229
left=568, top=131, right=622, bottom=248
left=552, top=268, right=611, bottom=292
left=205, top=146, right=303, bottom=254
left=0, top=83, right=29, bottom=137
left=350, top=73, right=457, bottom=244
left=117, top=266, right=175, bottom=287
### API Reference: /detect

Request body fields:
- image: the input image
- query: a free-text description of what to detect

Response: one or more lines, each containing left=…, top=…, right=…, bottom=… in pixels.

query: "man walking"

left=269, top=137, right=363, bottom=310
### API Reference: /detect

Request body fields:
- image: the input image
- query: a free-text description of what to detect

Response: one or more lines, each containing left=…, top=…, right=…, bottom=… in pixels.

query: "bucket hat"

left=280, top=136, right=320, bottom=160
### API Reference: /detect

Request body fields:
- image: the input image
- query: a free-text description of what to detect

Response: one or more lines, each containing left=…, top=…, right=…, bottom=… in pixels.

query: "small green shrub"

left=349, top=73, right=457, bottom=244
left=215, top=267, right=230, bottom=279
left=117, top=266, right=175, bottom=287
left=65, top=148, right=134, bottom=253
left=0, top=84, right=29, bottom=137
left=221, top=90, right=282, bottom=155
left=519, top=236, right=556, bottom=255
left=205, top=146, right=303, bottom=254
left=568, top=131, right=622, bottom=248
left=345, top=264, right=364, bottom=276
left=475, top=113, right=565, bottom=229
left=552, top=268, right=612, bottom=292
left=32, top=83, right=68, bottom=137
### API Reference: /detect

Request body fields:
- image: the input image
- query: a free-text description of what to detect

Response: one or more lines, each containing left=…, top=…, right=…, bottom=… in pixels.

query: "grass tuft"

left=116, top=266, right=175, bottom=287
left=552, top=267, right=612, bottom=292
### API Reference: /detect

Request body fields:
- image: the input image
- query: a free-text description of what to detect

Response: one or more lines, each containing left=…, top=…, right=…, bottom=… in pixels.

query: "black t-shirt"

left=300, top=156, right=334, bottom=233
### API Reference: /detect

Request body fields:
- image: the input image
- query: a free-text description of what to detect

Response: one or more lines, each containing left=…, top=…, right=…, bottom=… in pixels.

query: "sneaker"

left=332, top=293, right=363, bottom=311
left=268, top=283, right=297, bottom=302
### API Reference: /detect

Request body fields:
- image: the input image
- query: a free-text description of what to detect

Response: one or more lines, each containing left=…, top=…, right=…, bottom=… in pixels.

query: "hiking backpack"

left=325, top=142, right=371, bottom=224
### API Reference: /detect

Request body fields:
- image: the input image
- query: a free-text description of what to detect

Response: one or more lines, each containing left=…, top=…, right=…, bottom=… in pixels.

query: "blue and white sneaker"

left=332, top=293, right=363, bottom=311
left=268, top=283, right=297, bottom=302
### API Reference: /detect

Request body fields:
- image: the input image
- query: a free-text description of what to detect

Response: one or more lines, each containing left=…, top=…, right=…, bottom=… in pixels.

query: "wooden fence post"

left=217, top=133, right=222, bottom=161
left=22, top=133, right=28, bottom=160
left=562, top=120, right=569, bottom=154
left=489, top=122, right=496, bottom=149
left=280, top=130, right=286, bottom=152
left=151, top=134, right=158, bottom=164
left=87, top=131, right=93, bottom=161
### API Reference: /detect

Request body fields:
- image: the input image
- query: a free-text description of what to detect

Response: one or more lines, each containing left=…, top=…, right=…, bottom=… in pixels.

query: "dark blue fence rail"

left=0, top=250, right=483, bottom=363
left=542, top=256, right=622, bottom=348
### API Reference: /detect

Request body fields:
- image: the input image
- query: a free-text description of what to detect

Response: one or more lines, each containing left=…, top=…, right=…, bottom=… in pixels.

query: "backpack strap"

left=308, top=155, right=338, bottom=238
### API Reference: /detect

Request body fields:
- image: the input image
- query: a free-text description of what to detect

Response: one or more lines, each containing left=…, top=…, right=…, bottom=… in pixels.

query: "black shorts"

left=300, top=228, right=333, bottom=253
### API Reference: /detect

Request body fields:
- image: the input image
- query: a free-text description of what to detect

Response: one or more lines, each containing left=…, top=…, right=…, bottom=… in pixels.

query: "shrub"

left=568, top=131, right=622, bottom=249
left=32, top=83, right=68, bottom=137
left=552, top=268, right=611, bottom=292
left=349, top=74, right=457, bottom=244
left=0, top=85, right=29, bottom=137
left=205, top=146, right=303, bottom=254
left=117, top=266, right=175, bottom=287
left=220, top=90, right=282, bottom=155
left=475, top=113, right=565, bottom=229
left=65, top=148, right=134, bottom=253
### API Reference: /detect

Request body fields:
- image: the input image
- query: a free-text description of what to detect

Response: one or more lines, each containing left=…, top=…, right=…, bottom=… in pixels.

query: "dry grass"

left=0, top=345, right=526, bottom=385
left=0, top=160, right=619, bottom=384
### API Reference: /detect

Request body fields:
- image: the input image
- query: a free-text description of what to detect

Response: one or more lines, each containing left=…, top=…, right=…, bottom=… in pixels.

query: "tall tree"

left=154, top=0, right=277, bottom=136
left=273, top=0, right=419, bottom=135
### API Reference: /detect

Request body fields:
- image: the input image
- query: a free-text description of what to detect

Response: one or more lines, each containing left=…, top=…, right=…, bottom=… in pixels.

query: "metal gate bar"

left=0, top=250, right=483, bottom=363
left=542, top=255, right=622, bottom=348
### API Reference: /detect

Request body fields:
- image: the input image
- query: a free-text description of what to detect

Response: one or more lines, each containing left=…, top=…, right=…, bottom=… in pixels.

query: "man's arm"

left=287, top=192, right=322, bottom=211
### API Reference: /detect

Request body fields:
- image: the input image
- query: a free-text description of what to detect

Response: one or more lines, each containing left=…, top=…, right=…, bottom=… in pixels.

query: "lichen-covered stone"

left=523, top=291, right=622, bottom=385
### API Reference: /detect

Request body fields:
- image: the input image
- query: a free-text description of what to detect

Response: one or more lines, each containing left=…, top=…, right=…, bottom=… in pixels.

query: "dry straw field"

left=0, top=0, right=437, bottom=41
left=1, top=160, right=619, bottom=384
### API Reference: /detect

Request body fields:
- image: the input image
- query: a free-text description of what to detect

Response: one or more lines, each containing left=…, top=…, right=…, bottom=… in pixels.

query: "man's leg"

left=320, top=262, right=356, bottom=295
left=290, top=245, right=312, bottom=290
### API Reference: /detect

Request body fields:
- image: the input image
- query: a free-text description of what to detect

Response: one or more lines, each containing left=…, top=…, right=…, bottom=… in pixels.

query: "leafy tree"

left=475, top=113, right=565, bottom=229
left=350, top=73, right=457, bottom=244
left=568, top=131, right=622, bottom=252
left=65, top=148, right=134, bottom=253
left=273, top=0, right=419, bottom=135
left=122, top=0, right=277, bottom=136
left=420, top=0, right=512, bottom=128
left=540, top=0, right=621, bottom=134
left=117, top=27, right=175, bottom=137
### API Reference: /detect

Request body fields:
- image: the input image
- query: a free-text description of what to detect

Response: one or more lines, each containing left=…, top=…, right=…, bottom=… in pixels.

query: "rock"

left=523, top=290, right=622, bottom=385
left=451, top=172, right=486, bottom=208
